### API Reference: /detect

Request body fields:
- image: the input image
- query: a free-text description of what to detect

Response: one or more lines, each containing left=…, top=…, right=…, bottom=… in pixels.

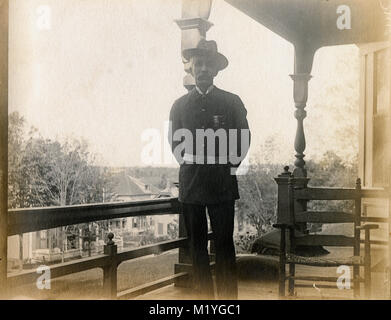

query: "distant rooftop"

left=111, top=172, right=161, bottom=196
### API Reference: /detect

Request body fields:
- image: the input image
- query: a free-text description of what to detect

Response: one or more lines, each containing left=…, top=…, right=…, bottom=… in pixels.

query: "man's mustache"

left=197, top=74, right=211, bottom=80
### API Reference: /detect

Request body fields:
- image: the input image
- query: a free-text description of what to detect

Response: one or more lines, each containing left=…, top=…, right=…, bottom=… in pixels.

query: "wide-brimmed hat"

left=182, top=39, right=228, bottom=71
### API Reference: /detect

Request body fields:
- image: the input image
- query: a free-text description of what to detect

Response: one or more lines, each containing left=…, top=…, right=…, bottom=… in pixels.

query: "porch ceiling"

left=224, top=0, right=387, bottom=49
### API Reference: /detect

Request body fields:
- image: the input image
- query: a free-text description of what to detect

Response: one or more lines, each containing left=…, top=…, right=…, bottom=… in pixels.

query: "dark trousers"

left=181, top=200, right=238, bottom=300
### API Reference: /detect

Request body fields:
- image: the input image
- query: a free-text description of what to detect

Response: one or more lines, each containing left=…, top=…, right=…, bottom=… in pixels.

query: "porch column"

left=290, top=45, right=316, bottom=178
left=175, top=0, right=213, bottom=91
left=290, top=73, right=312, bottom=178
left=287, top=46, right=315, bottom=233
left=0, top=0, right=8, bottom=297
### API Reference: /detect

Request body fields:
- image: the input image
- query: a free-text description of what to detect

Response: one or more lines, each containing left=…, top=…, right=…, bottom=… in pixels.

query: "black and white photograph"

left=0, top=0, right=391, bottom=305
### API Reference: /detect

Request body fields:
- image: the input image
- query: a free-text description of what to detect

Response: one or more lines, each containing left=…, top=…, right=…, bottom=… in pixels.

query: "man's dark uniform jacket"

left=168, top=86, right=250, bottom=205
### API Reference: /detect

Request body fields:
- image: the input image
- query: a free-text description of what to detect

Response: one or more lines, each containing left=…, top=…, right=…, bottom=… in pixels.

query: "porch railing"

left=6, top=197, right=213, bottom=299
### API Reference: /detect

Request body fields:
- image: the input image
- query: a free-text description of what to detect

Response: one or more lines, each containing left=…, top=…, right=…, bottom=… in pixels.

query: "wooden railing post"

left=273, top=223, right=287, bottom=297
left=287, top=178, right=296, bottom=296
left=274, top=167, right=292, bottom=298
left=274, top=166, right=309, bottom=298
left=275, top=166, right=309, bottom=232
left=364, top=227, right=371, bottom=298
left=103, top=232, right=117, bottom=299
left=291, top=177, right=310, bottom=234
left=354, top=178, right=361, bottom=298
left=274, top=166, right=293, bottom=225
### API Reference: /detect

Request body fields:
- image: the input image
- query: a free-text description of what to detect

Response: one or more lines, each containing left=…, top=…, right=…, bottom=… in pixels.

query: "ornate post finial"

left=107, top=232, right=115, bottom=245
left=356, top=178, right=362, bottom=189
left=278, top=165, right=292, bottom=178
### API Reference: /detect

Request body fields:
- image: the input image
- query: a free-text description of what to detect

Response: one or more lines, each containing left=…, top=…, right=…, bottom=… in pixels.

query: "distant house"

left=8, top=224, right=84, bottom=267
left=110, top=173, right=161, bottom=202
left=106, top=172, right=177, bottom=239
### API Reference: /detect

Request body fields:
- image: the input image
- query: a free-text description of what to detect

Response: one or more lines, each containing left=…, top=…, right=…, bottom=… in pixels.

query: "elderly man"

left=168, top=39, right=251, bottom=299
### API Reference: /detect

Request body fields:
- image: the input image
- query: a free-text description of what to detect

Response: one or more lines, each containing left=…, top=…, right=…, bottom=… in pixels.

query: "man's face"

left=190, top=55, right=218, bottom=89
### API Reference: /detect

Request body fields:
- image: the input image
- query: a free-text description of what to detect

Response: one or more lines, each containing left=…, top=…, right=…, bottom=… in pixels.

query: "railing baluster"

left=103, top=233, right=118, bottom=299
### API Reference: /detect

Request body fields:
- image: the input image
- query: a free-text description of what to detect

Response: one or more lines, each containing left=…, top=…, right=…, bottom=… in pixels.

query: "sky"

left=9, top=0, right=360, bottom=167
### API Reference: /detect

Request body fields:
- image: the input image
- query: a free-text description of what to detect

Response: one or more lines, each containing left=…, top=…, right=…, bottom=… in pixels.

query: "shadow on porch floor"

left=136, top=247, right=388, bottom=300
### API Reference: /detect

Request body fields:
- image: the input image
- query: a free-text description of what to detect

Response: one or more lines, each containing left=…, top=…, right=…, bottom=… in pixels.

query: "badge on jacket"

left=212, top=115, right=225, bottom=129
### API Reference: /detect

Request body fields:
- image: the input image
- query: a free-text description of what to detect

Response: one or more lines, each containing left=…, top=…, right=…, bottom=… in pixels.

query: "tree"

left=8, top=112, right=49, bottom=208
left=237, top=163, right=281, bottom=237
left=8, top=112, right=26, bottom=208
left=8, top=113, right=112, bottom=208
left=8, top=112, right=114, bottom=260
left=42, top=138, right=92, bottom=206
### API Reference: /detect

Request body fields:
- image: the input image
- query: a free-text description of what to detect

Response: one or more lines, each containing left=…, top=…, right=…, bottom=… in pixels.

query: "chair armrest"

left=355, top=224, right=379, bottom=231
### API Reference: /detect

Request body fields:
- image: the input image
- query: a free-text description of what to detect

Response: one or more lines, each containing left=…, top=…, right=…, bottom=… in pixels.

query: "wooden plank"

left=365, top=52, right=375, bottom=187
left=117, top=272, right=188, bottom=300
left=388, top=47, right=391, bottom=188
left=288, top=276, right=363, bottom=283
left=8, top=197, right=180, bottom=235
left=7, top=254, right=110, bottom=288
left=7, top=233, right=197, bottom=289
left=361, top=188, right=389, bottom=199
left=117, top=232, right=212, bottom=264
left=0, top=0, right=8, bottom=296
left=359, top=239, right=388, bottom=246
left=294, top=235, right=355, bottom=247
left=173, top=261, right=216, bottom=274
left=361, top=216, right=389, bottom=223
left=293, top=187, right=388, bottom=201
left=295, top=211, right=355, bottom=223
left=294, top=188, right=357, bottom=200
left=295, top=283, right=351, bottom=290
left=358, top=53, right=366, bottom=186
left=117, top=237, right=188, bottom=264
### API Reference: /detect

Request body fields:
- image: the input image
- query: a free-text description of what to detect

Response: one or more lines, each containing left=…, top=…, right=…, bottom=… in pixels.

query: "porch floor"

left=134, top=275, right=358, bottom=300
left=135, top=247, right=389, bottom=300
